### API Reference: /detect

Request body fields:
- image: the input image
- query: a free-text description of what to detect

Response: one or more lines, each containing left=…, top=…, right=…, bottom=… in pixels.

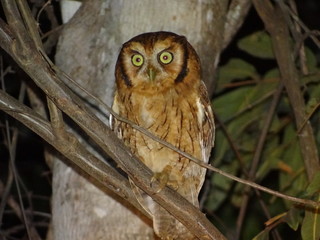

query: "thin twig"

left=235, top=83, right=284, bottom=239
left=298, top=102, right=320, bottom=133
left=215, top=115, right=283, bottom=239
left=36, top=0, right=52, bottom=25
left=280, top=2, right=320, bottom=48
left=215, top=114, right=248, bottom=173
left=5, top=104, right=32, bottom=240
left=57, top=69, right=320, bottom=208
left=47, top=97, right=65, bottom=137
left=214, top=114, right=282, bottom=239
left=287, top=0, right=309, bottom=75
left=0, top=58, right=37, bottom=238
left=16, top=0, right=44, bottom=51
left=223, top=89, right=275, bottom=124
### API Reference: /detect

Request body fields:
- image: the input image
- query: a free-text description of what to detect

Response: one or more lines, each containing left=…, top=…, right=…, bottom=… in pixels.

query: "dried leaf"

left=264, top=212, right=287, bottom=226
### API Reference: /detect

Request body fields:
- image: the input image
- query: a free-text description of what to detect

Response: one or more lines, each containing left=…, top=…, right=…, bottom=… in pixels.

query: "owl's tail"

left=152, top=202, right=197, bottom=240
left=130, top=180, right=198, bottom=239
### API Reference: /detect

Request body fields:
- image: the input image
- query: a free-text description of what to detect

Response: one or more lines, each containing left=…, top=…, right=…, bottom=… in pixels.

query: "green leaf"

left=214, top=82, right=276, bottom=122
left=279, top=124, right=308, bottom=200
left=306, top=98, right=320, bottom=117
left=285, top=208, right=303, bottom=231
left=214, top=86, right=252, bottom=121
left=255, top=157, right=280, bottom=181
left=301, top=205, right=320, bottom=240
left=213, top=81, right=277, bottom=164
left=256, top=139, right=283, bottom=181
left=301, top=72, right=320, bottom=85
left=238, top=31, right=274, bottom=59
left=264, top=68, right=279, bottom=80
left=305, top=47, right=318, bottom=72
left=217, top=58, right=256, bottom=89
left=309, top=83, right=320, bottom=99
left=206, top=160, right=239, bottom=210
left=211, top=130, right=227, bottom=166
left=252, top=229, right=269, bottom=240
left=301, top=173, right=320, bottom=240
left=305, top=172, right=320, bottom=199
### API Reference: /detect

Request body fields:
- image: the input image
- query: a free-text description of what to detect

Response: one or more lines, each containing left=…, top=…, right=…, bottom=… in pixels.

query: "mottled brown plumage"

left=111, top=31, right=215, bottom=240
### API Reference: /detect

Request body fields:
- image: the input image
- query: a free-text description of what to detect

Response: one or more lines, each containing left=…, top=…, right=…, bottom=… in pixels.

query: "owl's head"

left=115, top=31, right=201, bottom=93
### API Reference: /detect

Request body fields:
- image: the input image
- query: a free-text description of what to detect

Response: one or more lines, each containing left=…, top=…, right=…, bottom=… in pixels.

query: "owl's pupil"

left=136, top=58, right=141, bottom=62
left=163, top=56, right=168, bottom=60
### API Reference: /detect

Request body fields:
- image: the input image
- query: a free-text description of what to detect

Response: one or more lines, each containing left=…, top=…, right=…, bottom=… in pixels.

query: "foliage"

left=205, top=30, right=320, bottom=239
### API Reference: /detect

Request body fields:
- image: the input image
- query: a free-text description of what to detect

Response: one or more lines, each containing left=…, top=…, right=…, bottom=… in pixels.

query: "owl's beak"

left=147, top=68, right=156, bottom=82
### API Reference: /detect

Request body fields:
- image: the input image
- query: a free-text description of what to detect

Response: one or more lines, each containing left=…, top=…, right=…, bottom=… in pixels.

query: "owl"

left=111, top=31, right=215, bottom=240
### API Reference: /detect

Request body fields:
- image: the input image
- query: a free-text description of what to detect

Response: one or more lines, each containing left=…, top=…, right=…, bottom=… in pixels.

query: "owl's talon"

left=151, top=171, right=169, bottom=193
left=151, top=165, right=179, bottom=193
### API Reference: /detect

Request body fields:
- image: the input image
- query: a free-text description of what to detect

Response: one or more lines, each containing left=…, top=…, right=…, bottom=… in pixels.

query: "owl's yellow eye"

left=159, top=51, right=173, bottom=64
left=131, top=54, right=144, bottom=67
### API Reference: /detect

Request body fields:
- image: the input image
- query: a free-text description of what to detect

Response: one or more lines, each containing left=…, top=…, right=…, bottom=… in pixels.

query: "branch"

left=0, top=88, right=150, bottom=216
left=223, top=0, right=251, bottom=49
left=0, top=18, right=14, bottom=53
left=0, top=1, right=225, bottom=239
left=252, top=0, right=320, bottom=181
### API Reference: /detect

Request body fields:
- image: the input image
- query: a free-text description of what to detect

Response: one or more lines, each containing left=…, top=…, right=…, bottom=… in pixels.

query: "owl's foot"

left=151, top=165, right=179, bottom=193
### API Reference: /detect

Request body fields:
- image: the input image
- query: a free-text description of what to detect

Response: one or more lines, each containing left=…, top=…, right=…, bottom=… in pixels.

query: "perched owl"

left=111, top=31, right=215, bottom=240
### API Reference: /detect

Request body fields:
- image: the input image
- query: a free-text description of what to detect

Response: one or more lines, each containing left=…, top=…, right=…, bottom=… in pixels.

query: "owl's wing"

left=111, top=100, right=154, bottom=219
left=199, top=81, right=215, bottom=163
left=109, top=94, right=124, bottom=139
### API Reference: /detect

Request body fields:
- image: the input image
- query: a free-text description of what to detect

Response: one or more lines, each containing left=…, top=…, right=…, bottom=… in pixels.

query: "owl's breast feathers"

left=111, top=81, right=214, bottom=197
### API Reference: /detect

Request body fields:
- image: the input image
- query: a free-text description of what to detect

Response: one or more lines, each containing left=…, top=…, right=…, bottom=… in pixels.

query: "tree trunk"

left=51, top=0, right=248, bottom=239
